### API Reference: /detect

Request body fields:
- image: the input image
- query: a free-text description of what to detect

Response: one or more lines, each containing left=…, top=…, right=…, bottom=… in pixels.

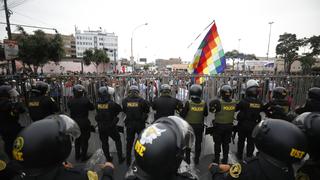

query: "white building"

left=75, top=28, right=118, bottom=60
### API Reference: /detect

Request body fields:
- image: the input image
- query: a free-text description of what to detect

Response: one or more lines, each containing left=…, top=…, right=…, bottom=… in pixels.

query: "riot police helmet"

left=220, top=84, right=232, bottom=99
left=129, top=85, right=139, bottom=96
left=0, top=85, right=19, bottom=99
left=246, top=79, right=259, bottom=98
left=160, top=84, right=171, bottom=96
left=293, top=112, right=320, bottom=160
left=73, top=84, right=85, bottom=97
left=132, top=116, right=195, bottom=179
left=0, top=85, right=13, bottom=98
left=308, top=87, right=320, bottom=101
left=252, top=119, right=307, bottom=164
left=12, top=115, right=80, bottom=175
left=98, top=86, right=109, bottom=98
left=34, top=81, right=49, bottom=95
left=272, top=87, right=287, bottom=100
left=189, top=84, right=202, bottom=99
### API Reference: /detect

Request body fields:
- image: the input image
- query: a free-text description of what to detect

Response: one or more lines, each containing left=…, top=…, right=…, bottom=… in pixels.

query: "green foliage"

left=299, top=55, right=316, bottom=74
left=298, top=35, right=320, bottom=74
left=82, top=48, right=109, bottom=68
left=15, top=26, right=65, bottom=71
left=276, top=33, right=302, bottom=74
left=307, top=35, right=320, bottom=56
left=83, top=49, right=94, bottom=66
left=225, top=50, right=257, bottom=71
left=48, top=33, right=65, bottom=62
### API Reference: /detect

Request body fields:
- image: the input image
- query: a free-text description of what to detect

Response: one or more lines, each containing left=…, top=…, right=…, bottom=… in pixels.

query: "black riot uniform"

left=95, top=86, right=124, bottom=163
left=122, top=85, right=150, bottom=166
left=11, top=115, right=114, bottom=180
left=294, top=112, right=320, bottom=180
left=295, top=87, right=320, bottom=114
left=68, top=84, right=95, bottom=161
left=152, top=84, right=183, bottom=120
left=209, top=85, right=237, bottom=164
left=27, top=81, right=58, bottom=121
left=236, top=79, right=263, bottom=160
left=180, top=84, right=208, bottom=165
left=210, top=119, right=308, bottom=180
left=125, top=116, right=198, bottom=180
left=263, top=87, right=291, bottom=121
left=0, top=85, right=25, bottom=158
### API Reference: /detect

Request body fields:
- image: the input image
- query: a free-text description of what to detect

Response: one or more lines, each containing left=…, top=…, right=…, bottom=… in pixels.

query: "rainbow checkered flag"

left=188, top=22, right=226, bottom=84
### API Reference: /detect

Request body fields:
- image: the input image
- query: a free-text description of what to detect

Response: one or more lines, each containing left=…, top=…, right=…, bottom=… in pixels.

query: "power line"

left=0, top=21, right=57, bottom=32
left=12, top=10, right=50, bottom=26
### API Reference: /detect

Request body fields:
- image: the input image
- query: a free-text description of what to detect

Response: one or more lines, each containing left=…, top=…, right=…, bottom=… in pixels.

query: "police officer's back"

left=68, top=84, right=94, bottom=128
left=152, top=84, right=183, bottom=120
left=263, top=87, right=291, bottom=121
left=11, top=115, right=114, bottom=180
left=95, top=86, right=124, bottom=163
left=294, top=112, right=320, bottom=180
left=122, top=85, right=150, bottom=166
left=295, top=87, right=320, bottom=114
left=68, top=84, right=94, bottom=161
left=236, top=79, right=263, bottom=159
left=125, top=116, right=198, bottom=180
left=28, top=81, right=58, bottom=121
left=209, top=85, right=237, bottom=164
left=210, top=119, right=308, bottom=180
left=180, top=84, right=208, bottom=164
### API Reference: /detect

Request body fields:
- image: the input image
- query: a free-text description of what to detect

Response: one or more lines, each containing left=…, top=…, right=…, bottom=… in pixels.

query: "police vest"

left=215, top=99, right=237, bottom=124
left=185, top=100, right=206, bottom=124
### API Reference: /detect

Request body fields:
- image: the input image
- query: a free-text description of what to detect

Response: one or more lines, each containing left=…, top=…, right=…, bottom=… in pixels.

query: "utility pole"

left=4, top=0, right=16, bottom=74
left=266, top=21, right=274, bottom=61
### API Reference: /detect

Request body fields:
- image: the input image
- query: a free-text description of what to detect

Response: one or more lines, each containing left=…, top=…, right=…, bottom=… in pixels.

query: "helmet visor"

left=168, top=116, right=195, bottom=149
left=47, top=115, right=81, bottom=138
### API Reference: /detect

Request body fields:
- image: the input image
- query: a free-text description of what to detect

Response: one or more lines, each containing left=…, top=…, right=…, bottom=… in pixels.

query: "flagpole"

left=187, top=20, right=215, bottom=48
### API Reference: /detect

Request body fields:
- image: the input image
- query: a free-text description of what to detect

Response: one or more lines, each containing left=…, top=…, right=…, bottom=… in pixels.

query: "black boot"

left=236, top=152, right=243, bottom=160
left=213, top=155, right=220, bottom=163
left=221, top=156, right=228, bottom=164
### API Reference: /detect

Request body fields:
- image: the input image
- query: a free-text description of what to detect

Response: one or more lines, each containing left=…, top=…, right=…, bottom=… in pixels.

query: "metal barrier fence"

left=1, top=74, right=319, bottom=113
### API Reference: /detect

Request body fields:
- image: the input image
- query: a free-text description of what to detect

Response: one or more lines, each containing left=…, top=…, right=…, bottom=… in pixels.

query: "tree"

left=15, top=27, right=65, bottom=72
left=276, top=33, right=302, bottom=74
left=299, top=35, right=320, bottom=74
left=225, top=50, right=240, bottom=71
left=82, top=48, right=109, bottom=73
left=48, top=33, right=65, bottom=63
left=225, top=50, right=257, bottom=72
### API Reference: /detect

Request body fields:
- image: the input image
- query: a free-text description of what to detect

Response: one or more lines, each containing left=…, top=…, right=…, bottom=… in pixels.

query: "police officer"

left=209, top=119, right=308, bottom=180
left=236, top=79, right=263, bottom=160
left=263, top=86, right=291, bottom=121
left=28, top=81, right=58, bottom=121
left=95, top=86, right=124, bottom=163
left=152, top=84, right=183, bottom=120
left=68, top=84, right=95, bottom=161
left=122, top=85, right=150, bottom=166
left=295, top=87, right=320, bottom=114
left=181, top=84, right=208, bottom=165
left=209, top=85, right=238, bottom=164
left=11, top=115, right=114, bottom=180
left=0, top=85, right=25, bottom=158
left=294, top=112, right=320, bottom=180
left=125, top=116, right=198, bottom=180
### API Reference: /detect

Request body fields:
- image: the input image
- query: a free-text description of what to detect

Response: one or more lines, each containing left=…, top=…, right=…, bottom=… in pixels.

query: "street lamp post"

left=130, top=23, right=148, bottom=70
left=266, top=21, right=274, bottom=60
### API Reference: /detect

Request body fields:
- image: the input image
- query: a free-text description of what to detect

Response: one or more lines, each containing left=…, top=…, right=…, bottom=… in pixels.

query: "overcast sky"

left=0, top=0, right=319, bottom=63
